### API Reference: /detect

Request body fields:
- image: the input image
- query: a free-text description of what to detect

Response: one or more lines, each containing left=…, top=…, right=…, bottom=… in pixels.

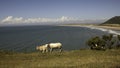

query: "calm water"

left=0, top=25, right=112, bottom=52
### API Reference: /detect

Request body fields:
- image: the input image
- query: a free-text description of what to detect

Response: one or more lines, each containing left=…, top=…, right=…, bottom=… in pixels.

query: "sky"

left=0, top=0, right=120, bottom=26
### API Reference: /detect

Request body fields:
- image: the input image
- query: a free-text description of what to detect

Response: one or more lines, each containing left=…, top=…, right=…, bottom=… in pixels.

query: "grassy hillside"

left=0, top=49, right=120, bottom=68
left=102, top=16, right=120, bottom=25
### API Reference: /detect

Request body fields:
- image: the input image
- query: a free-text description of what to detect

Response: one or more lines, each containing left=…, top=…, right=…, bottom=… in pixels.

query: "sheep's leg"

left=59, top=48, right=62, bottom=52
left=42, top=50, right=45, bottom=53
left=50, top=48, right=52, bottom=52
left=46, top=49, right=48, bottom=53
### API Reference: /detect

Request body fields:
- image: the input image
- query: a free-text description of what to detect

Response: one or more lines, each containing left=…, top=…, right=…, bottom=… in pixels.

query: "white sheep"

left=36, top=44, right=48, bottom=53
left=48, top=42, right=62, bottom=52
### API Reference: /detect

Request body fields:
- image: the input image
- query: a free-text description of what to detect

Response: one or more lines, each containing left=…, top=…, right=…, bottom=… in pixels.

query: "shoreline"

left=60, top=24, right=120, bottom=35
left=95, top=25, right=120, bottom=31
left=60, top=24, right=120, bottom=31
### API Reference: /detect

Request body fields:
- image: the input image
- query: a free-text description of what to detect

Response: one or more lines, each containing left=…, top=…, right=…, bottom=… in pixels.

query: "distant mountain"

left=102, top=16, right=120, bottom=24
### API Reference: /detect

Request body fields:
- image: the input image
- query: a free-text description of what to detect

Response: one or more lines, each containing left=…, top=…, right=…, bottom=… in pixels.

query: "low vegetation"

left=86, top=34, right=120, bottom=50
left=0, top=49, right=120, bottom=68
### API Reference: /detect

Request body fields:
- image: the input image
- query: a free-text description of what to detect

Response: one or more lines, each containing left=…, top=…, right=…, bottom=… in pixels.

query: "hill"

left=0, top=49, right=120, bottom=68
left=102, top=16, right=120, bottom=25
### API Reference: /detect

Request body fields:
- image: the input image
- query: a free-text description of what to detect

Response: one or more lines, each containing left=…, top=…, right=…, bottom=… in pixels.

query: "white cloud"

left=1, top=16, right=24, bottom=24
left=2, top=16, right=13, bottom=23
left=0, top=16, right=107, bottom=26
left=1, top=16, right=77, bottom=23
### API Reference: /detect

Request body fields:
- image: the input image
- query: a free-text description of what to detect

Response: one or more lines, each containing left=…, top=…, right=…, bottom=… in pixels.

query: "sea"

left=0, top=25, right=120, bottom=52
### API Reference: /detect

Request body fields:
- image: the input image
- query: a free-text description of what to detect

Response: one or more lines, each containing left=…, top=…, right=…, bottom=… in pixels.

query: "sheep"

left=48, top=42, right=62, bottom=52
left=36, top=44, right=48, bottom=53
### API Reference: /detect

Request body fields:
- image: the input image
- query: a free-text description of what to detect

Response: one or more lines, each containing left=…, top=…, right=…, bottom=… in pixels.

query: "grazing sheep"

left=48, top=42, right=62, bottom=52
left=36, top=44, right=48, bottom=53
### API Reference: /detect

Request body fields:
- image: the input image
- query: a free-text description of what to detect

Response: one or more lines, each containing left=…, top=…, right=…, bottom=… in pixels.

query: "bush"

left=116, top=35, right=120, bottom=48
left=102, top=34, right=114, bottom=49
left=86, top=34, right=120, bottom=50
left=86, top=36, right=106, bottom=50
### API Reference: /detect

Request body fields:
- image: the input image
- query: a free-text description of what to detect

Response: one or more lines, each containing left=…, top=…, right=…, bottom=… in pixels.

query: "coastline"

left=60, top=24, right=120, bottom=35
left=60, top=24, right=120, bottom=31
left=94, top=25, right=120, bottom=31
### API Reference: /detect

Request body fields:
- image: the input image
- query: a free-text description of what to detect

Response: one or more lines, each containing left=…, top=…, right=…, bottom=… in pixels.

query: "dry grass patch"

left=0, top=49, right=120, bottom=68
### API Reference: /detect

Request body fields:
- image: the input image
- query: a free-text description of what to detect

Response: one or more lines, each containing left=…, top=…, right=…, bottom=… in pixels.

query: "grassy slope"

left=0, top=49, right=120, bottom=68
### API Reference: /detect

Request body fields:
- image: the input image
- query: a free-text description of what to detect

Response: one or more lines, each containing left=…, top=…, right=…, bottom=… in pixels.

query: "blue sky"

left=0, top=0, right=120, bottom=25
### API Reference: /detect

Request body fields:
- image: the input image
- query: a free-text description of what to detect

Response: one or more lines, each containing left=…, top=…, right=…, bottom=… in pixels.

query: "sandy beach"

left=94, top=25, right=120, bottom=31
left=61, top=24, right=120, bottom=31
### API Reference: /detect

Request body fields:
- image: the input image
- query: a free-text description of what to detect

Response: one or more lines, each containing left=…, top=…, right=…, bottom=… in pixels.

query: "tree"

left=102, top=35, right=109, bottom=41
left=117, top=35, right=120, bottom=41
left=116, top=35, right=120, bottom=48
left=102, top=34, right=114, bottom=49
left=102, top=34, right=113, bottom=41
left=86, top=36, right=106, bottom=50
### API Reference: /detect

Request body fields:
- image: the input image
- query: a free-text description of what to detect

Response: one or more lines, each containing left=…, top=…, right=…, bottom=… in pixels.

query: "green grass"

left=0, top=49, right=120, bottom=68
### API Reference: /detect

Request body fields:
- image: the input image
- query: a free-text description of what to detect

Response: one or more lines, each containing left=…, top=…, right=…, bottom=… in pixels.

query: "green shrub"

left=86, top=36, right=106, bottom=50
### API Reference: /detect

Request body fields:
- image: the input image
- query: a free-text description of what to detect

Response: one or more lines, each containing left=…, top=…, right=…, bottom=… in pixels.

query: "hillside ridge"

left=102, top=16, right=120, bottom=24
